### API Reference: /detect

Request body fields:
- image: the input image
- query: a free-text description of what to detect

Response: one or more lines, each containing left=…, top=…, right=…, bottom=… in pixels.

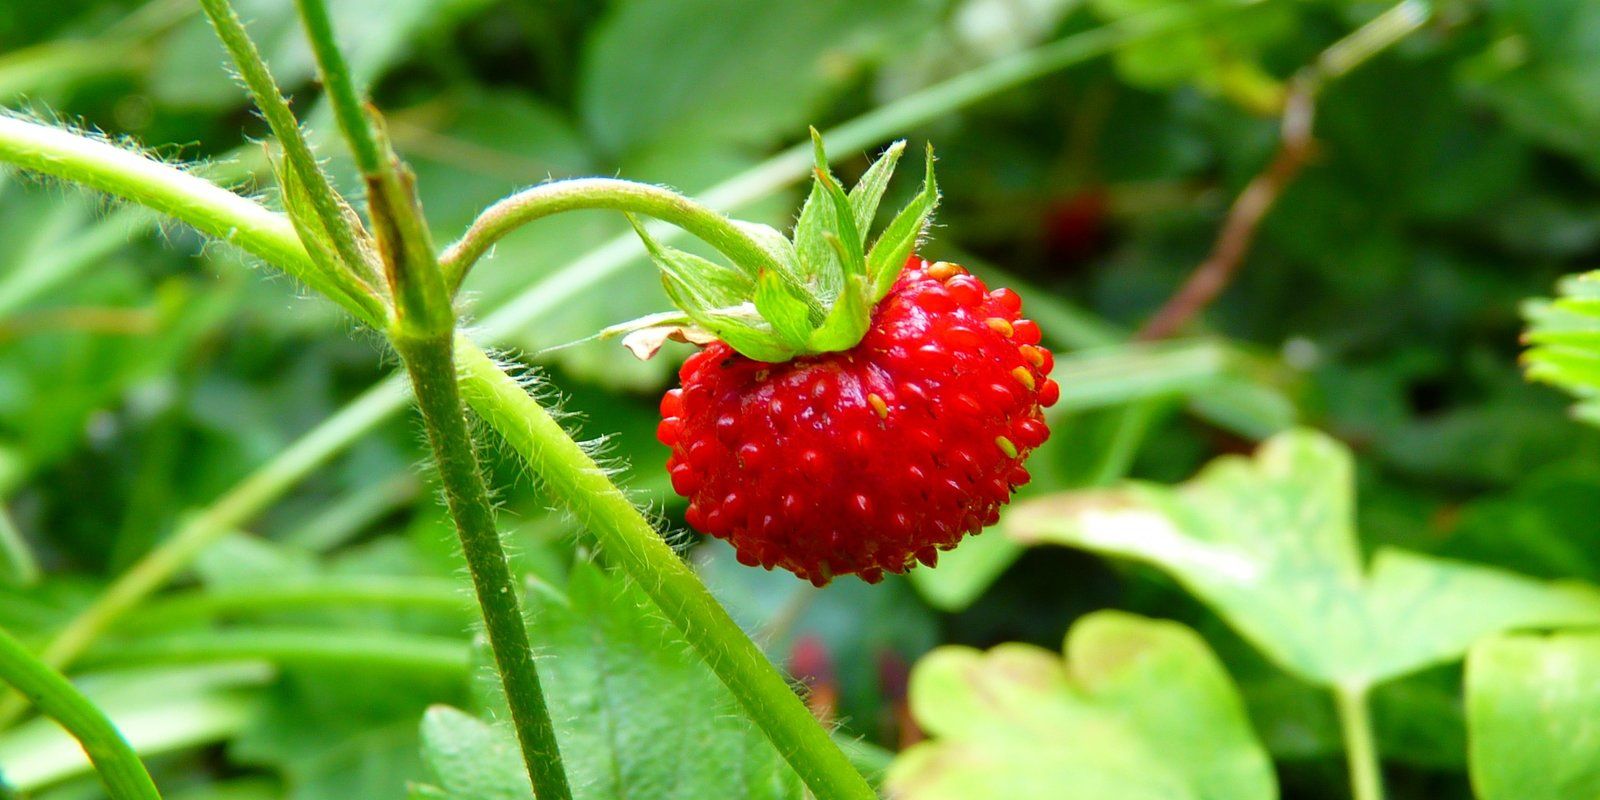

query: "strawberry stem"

left=395, top=334, right=573, bottom=800
left=441, top=177, right=813, bottom=308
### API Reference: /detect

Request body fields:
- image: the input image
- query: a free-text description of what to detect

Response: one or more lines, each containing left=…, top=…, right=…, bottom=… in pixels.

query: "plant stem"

left=131, top=576, right=471, bottom=630
left=395, top=335, right=572, bottom=800
left=457, top=342, right=876, bottom=800
left=291, top=0, right=383, bottom=176
left=0, top=116, right=382, bottom=327
left=441, top=178, right=789, bottom=291
left=193, top=0, right=381, bottom=301
left=0, top=625, right=160, bottom=800
left=1135, top=0, right=1429, bottom=340
left=1334, top=682, right=1384, bottom=800
left=80, top=627, right=469, bottom=675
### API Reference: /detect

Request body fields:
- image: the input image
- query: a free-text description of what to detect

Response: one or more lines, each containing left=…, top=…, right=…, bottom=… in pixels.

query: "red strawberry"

left=657, top=258, right=1056, bottom=585
left=619, top=131, right=1055, bottom=585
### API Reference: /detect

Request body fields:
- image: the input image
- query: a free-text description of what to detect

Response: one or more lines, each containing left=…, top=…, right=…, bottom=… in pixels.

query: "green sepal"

left=273, top=152, right=351, bottom=275
left=701, top=306, right=798, bottom=363
left=809, top=129, right=867, bottom=284
left=618, top=131, right=940, bottom=364
left=866, top=143, right=939, bottom=301
left=806, top=274, right=872, bottom=353
left=753, top=269, right=815, bottom=349
left=627, top=215, right=753, bottom=309
left=792, top=180, right=839, bottom=298
left=848, top=140, right=906, bottom=236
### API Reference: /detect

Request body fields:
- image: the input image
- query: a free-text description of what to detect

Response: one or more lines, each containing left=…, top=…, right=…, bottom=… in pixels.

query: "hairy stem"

left=1335, top=683, right=1384, bottom=800
left=291, top=0, right=383, bottom=175
left=457, top=342, right=876, bottom=799
left=442, top=178, right=788, bottom=292
left=0, top=625, right=160, bottom=799
left=194, top=0, right=379, bottom=296
left=395, top=335, right=573, bottom=800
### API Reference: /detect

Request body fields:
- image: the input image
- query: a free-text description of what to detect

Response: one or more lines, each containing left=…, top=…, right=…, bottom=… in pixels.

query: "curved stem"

left=1334, top=682, right=1384, bottom=800
left=0, top=625, right=160, bottom=799
left=441, top=178, right=784, bottom=292
left=457, top=342, right=875, bottom=800
left=0, top=115, right=383, bottom=327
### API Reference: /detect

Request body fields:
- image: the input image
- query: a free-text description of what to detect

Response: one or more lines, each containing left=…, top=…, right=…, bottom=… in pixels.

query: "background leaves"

left=4, top=0, right=1600, bottom=797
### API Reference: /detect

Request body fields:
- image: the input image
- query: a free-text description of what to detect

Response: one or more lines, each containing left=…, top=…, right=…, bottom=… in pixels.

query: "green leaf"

left=1008, top=429, right=1600, bottom=687
left=524, top=561, right=803, bottom=799
left=753, top=270, right=815, bottom=349
left=1089, top=0, right=1290, bottom=114
left=848, top=140, right=906, bottom=237
left=686, top=305, right=796, bottom=363
left=0, top=665, right=266, bottom=793
left=1460, top=0, right=1600, bottom=177
left=1467, top=632, right=1600, bottom=800
left=413, top=706, right=531, bottom=800
left=730, top=220, right=809, bottom=295
left=887, top=611, right=1276, bottom=800
left=1524, top=273, right=1600, bottom=422
left=579, top=0, right=934, bottom=154
left=864, top=145, right=938, bottom=301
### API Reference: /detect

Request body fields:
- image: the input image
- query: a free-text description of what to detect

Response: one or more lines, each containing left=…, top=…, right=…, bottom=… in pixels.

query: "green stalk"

left=0, top=625, right=160, bottom=799
left=457, top=342, right=875, bottom=799
left=194, top=0, right=379, bottom=295
left=394, top=335, right=573, bottom=800
left=441, top=178, right=793, bottom=292
left=200, top=0, right=570, bottom=792
left=291, top=0, right=383, bottom=176
left=131, top=577, right=471, bottom=629
left=1334, top=682, right=1384, bottom=800
left=0, top=116, right=381, bottom=327
left=81, top=628, right=469, bottom=675
left=295, top=1, right=572, bottom=791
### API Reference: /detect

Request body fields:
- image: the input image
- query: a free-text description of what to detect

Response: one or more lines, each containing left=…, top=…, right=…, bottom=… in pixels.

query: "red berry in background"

left=657, top=258, right=1057, bottom=586
left=1041, top=186, right=1109, bottom=267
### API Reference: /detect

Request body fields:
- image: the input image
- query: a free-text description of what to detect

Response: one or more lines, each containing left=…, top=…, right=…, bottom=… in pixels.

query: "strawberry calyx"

left=618, top=129, right=939, bottom=363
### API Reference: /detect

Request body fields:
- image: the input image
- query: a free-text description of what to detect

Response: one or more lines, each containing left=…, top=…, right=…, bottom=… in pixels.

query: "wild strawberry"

left=621, top=131, right=1055, bottom=585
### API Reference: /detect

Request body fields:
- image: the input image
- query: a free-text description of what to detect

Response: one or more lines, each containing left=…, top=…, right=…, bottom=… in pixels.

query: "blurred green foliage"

left=2, top=0, right=1600, bottom=797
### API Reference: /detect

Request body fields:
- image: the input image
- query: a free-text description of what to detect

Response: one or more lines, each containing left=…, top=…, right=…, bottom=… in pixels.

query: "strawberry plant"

left=2, top=0, right=1600, bottom=799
